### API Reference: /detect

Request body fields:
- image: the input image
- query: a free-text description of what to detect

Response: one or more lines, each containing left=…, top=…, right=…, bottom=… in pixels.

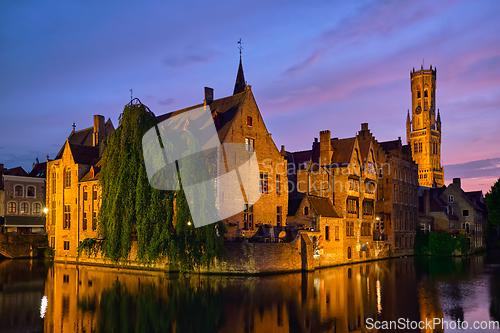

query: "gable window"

left=33, top=203, right=42, bottom=214
left=27, top=186, right=35, bottom=197
left=245, top=138, right=255, bottom=152
left=64, top=205, right=71, bottom=229
left=304, top=206, right=309, bottom=216
left=20, top=202, right=29, bottom=214
left=448, top=195, right=454, bottom=203
left=246, top=116, right=252, bottom=126
left=8, top=202, right=16, bottom=213
left=277, top=206, right=282, bottom=227
left=259, top=172, right=268, bottom=194
left=463, top=210, right=469, bottom=217
left=15, top=185, right=23, bottom=197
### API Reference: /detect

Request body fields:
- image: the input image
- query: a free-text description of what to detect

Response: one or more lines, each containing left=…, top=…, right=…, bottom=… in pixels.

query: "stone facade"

left=406, top=65, right=444, bottom=187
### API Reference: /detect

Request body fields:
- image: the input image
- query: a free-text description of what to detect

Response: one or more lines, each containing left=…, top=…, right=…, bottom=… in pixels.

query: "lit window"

left=8, top=202, right=16, bottom=213
left=20, top=202, right=29, bottom=214
left=33, top=203, right=42, bottom=214
left=15, top=185, right=23, bottom=197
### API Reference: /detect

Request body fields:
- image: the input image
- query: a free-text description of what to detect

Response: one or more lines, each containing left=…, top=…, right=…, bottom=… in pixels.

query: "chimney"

left=453, top=178, right=461, bottom=188
left=361, top=123, right=368, bottom=131
left=204, top=87, right=214, bottom=107
left=319, top=130, right=332, bottom=166
left=93, top=115, right=105, bottom=148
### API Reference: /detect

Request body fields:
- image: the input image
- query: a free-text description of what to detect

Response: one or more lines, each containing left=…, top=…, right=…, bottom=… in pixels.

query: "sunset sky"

left=1, top=0, right=499, bottom=193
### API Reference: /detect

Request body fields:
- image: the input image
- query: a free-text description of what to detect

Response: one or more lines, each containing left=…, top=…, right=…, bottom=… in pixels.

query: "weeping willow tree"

left=78, top=99, right=226, bottom=269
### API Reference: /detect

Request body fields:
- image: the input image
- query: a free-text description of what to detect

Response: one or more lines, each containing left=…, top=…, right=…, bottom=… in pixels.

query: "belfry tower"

left=406, top=65, right=444, bottom=187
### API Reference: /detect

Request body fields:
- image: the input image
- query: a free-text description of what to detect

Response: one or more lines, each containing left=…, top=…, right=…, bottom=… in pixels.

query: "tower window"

left=417, top=91, right=421, bottom=98
left=424, top=90, right=428, bottom=98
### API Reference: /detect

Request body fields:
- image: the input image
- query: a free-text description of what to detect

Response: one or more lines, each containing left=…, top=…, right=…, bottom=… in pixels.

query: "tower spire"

left=233, top=38, right=246, bottom=95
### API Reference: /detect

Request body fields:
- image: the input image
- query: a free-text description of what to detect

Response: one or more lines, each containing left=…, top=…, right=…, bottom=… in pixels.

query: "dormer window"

left=247, top=116, right=252, bottom=126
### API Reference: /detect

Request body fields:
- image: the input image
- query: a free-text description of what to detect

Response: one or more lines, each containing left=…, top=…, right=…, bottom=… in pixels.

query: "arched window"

left=64, top=168, right=71, bottom=188
left=347, top=247, right=352, bottom=259
left=8, top=202, right=16, bottom=213
left=424, top=89, right=428, bottom=98
left=27, top=186, right=35, bottom=197
left=15, top=185, right=23, bottom=197
left=33, top=203, right=42, bottom=214
left=20, top=202, right=29, bottom=214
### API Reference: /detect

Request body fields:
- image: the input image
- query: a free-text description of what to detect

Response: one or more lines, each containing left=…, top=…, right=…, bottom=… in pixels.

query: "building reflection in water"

left=1, top=251, right=498, bottom=333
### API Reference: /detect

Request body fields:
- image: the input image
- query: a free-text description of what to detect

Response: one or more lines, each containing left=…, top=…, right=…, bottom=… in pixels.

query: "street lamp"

left=187, top=221, right=192, bottom=226
left=43, top=207, right=49, bottom=214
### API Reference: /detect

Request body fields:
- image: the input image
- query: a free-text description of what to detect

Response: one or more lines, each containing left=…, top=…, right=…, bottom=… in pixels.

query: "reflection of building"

left=419, top=178, right=486, bottom=252
left=406, top=65, right=444, bottom=187
left=0, top=162, right=46, bottom=234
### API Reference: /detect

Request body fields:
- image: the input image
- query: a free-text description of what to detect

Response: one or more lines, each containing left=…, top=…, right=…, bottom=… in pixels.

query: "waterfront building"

left=374, top=137, right=419, bottom=256
left=286, top=126, right=380, bottom=264
left=419, top=178, right=486, bottom=252
left=46, top=116, right=114, bottom=258
left=406, top=65, right=444, bottom=187
left=0, top=162, right=47, bottom=234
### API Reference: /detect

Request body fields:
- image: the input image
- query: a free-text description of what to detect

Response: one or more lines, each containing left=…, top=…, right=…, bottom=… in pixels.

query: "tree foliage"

left=486, top=177, right=500, bottom=234
left=78, top=100, right=226, bottom=269
left=414, top=231, right=466, bottom=256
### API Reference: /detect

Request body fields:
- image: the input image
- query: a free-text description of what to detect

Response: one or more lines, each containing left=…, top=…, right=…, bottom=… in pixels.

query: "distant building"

left=406, top=65, right=444, bottom=187
left=374, top=137, right=419, bottom=256
left=419, top=178, right=486, bottom=252
left=0, top=162, right=47, bottom=234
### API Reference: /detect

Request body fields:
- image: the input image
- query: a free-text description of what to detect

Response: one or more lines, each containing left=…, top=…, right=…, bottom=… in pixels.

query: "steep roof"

left=379, top=139, right=400, bottom=154
left=233, top=58, right=246, bottom=95
left=308, top=195, right=339, bottom=218
left=287, top=198, right=303, bottom=216
left=28, top=162, right=47, bottom=178
left=429, top=195, right=458, bottom=220
left=331, top=137, right=356, bottom=165
left=156, top=90, right=247, bottom=144
left=55, top=127, right=93, bottom=159
left=80, top=159, right=102, bottom=182
left=68, top=143, right=100, bottom=165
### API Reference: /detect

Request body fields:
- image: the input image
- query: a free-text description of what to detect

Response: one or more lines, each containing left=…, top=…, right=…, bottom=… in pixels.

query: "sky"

left=1, top=0, right=499, bottom=194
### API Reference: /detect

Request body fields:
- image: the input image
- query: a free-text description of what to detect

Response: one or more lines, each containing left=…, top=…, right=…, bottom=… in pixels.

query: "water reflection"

left=0, top=251, right=499, bottom=332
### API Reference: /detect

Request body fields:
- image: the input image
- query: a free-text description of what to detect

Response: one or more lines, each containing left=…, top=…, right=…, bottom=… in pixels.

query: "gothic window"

left=64, top=168, right=71, bottom=188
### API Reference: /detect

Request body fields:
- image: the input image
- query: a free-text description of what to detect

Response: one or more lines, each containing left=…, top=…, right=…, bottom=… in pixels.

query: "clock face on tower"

left=415, top=106, right=422, bottom=115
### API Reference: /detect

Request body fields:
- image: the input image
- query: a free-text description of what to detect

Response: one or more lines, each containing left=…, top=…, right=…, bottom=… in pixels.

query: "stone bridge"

left=0, top=234, right=48, bottom=258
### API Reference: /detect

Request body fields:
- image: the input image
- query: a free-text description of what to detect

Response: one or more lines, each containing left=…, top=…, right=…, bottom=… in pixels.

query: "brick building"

left=406, top=65, right=444, bottom=187
left=1, top=163, right=47, bottom=234
left=155, top=58, right=288, bottom=239
left=46, top=116, right=114, bottom=259
left=286, top=126, right=380, bottom=264
left=374, top=137, right=419, bottom=256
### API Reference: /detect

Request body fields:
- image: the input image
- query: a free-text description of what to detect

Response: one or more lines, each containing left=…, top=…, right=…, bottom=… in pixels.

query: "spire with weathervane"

left=233, top=38, right=246, bottom=95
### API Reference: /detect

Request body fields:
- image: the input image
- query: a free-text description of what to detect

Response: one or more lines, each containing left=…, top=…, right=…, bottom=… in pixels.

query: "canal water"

left=0, top=250, right=499, bottom=333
